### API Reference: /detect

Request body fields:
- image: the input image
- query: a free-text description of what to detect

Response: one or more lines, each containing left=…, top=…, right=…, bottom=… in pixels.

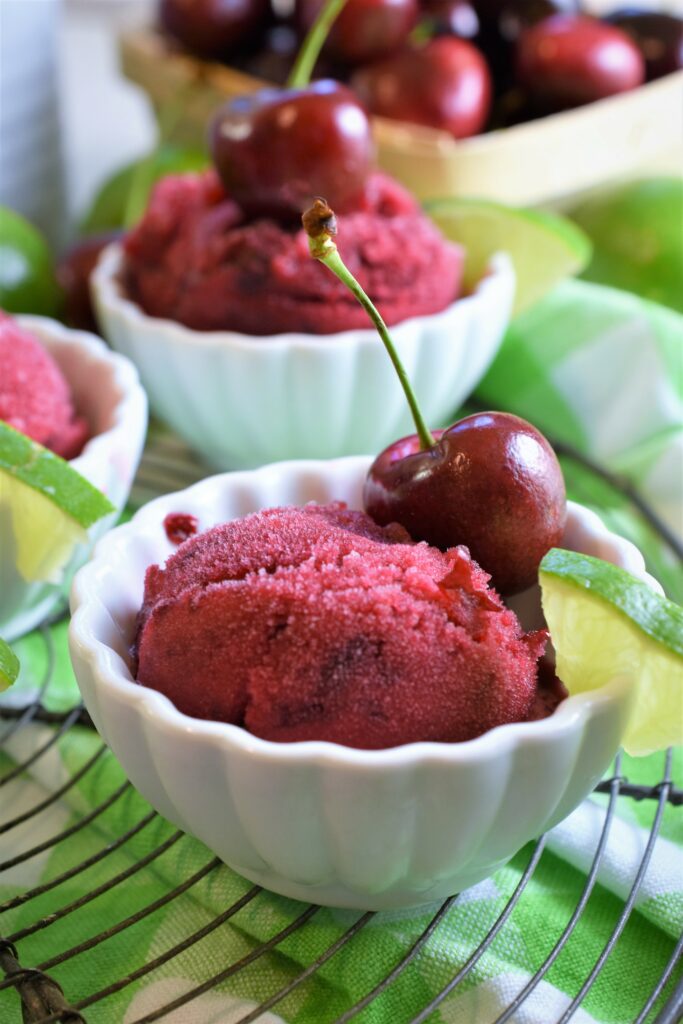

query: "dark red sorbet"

left=134, top=503, right=548, bottom=749
left=122, top=170, right=462, bottom=335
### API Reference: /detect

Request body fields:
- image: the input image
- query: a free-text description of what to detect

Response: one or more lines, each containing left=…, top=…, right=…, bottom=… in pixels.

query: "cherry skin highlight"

left=515, top=14, right=645, bottom=110
left=160, top=0, right=271, bottom=59
left=363, top=412, right=567, bottom=596
left=210, top=81, right=375, bottom=220
left=351, top=37, right=492, bottom=139
left=296, top=0, right=419, bottom=66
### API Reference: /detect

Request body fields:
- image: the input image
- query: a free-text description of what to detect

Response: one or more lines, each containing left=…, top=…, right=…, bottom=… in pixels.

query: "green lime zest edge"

left=0, top=421, right=115, bottom=528
left=0, top=637, right=19, bottom=690
left=423, top=196, right=593, bottom=268
left=540, top=548, right=683, bottom=658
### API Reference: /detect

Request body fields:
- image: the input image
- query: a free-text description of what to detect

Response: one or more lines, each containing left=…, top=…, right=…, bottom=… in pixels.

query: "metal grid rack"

left=1, top=433, right=682, bottom=1024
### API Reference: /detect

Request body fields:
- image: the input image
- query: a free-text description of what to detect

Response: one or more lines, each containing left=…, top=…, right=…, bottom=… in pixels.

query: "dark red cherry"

left=363, top=412, right=567, bottom=596
left=159, top=0, right=271, bottom=59
left=351, top=37, right=492, bottom=138
left=515, top=15, right=645, bottom=110
left=209, top=81, right=375, bottom=220
left=57, top=231, right=122, bottom=334
left=606, top=11, right=683, bottom=81
left=296, top=0, right=419, bottom=65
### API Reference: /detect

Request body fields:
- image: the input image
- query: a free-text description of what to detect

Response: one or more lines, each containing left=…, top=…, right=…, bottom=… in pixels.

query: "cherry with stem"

left=210, top=0, right=374, bottom=220
left=303, top=199, right=567, bottom=596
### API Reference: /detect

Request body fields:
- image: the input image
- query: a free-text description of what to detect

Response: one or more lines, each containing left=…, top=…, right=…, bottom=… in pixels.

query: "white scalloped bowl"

left=69, top=457, right=654, bottom=910
left=91, top=244, right=514, bottom=470
left=0, top=317, right=148, bottom=641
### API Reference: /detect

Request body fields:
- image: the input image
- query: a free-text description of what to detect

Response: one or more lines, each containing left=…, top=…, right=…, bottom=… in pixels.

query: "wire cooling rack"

left=1, top=430, right=682, bottom=1024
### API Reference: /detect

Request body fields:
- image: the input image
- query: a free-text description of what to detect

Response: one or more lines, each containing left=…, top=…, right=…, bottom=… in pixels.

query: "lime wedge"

left=0, top=637, right=19, bottom=691
left=0, top=421, right=115, bottom=583
left=539, top=548, right=683, bottom=757
left=425, top=197, right=592, bottom=315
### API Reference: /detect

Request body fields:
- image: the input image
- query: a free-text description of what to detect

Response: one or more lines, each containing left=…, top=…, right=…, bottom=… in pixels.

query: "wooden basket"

left=120, top=27, right=683, bottom=208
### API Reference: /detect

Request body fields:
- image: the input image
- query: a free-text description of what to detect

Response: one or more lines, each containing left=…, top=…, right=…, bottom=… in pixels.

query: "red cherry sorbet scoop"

left=363, top=413, right=567, bottom=596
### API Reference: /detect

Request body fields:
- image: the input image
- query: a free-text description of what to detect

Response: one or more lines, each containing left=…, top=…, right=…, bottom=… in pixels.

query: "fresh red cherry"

left=57, top=231, right=122, bottom=334
left=606, top=11, right=683, bottom=81
left=159, top=0, right=271, bottom=59
left=351, top=37, right=492, bottom=138
left=515, top=15, right=645, bottom=110
left=363, top=413, right=567, bottom=595
left=296, top=0, right=419, bottom=65
left=210, top=81, right=375, bottom=219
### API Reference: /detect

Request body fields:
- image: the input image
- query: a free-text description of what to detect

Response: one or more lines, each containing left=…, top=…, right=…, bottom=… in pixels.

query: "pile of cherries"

left=159, top=0, right=682, bottom=137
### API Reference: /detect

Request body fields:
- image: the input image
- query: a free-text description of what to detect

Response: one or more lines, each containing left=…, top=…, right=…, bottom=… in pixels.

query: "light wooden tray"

left=120, top=27, right=683, bottom=208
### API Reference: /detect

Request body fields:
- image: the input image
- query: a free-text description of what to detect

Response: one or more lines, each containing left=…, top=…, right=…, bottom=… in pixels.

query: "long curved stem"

left=287, top=0, right=348, bottom=89
left=305, top=205, right=435, bottom=451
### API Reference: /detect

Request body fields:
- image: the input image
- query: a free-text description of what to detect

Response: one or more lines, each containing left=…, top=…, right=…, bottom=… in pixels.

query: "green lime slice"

left=0, top=421, right=115, bottom=582
left=0, top=206, right=62, bottom=316
left=425, top=197, right=592, bottom=315
left=570, top=177, right=683, bottom=314
left=0, top=637, right=19, bottom=692
left=540, top=548, right=683, bottom=757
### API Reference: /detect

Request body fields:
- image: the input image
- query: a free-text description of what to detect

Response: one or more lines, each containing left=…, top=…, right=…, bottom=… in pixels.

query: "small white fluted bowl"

left=92, top=244, right=515, bottom=470
left=69, top=457, right=654, bottom=910
left=0, top=317, right=147, bottom=641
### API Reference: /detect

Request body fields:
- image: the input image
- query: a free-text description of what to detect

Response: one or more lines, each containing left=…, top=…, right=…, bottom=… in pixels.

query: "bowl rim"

left=16, top=313, right=147, bottom=474
left=69, top=455, right=645, bottom=771
left=91, top=242, right=514, bottom=353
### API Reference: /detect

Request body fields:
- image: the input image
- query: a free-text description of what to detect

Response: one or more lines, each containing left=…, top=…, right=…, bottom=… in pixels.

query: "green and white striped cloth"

left=0, top=279, right=681, bottom=1022
left=478, top=279, right=683, bottom=602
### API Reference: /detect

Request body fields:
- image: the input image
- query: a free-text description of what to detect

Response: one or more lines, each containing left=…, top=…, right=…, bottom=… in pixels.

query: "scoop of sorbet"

left=123, top=170, right=462, bottom=335
left=0, top=311, right=89, bottom=459
left=134, top=503, right=547, bottom=749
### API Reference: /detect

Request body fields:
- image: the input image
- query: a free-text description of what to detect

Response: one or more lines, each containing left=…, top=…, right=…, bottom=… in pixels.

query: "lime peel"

left=0, top=637, right=19, bottom=692
left=540, top=548, right=683, bottom=757
left=0, top=421, right=115, bottom=583
left=0, top=421, right=114, bottom=528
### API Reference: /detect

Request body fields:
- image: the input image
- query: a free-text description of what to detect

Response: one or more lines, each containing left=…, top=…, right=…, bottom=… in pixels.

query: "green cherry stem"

left=303, top=199, right=436, bottom=451
left=287, top=0, right=348, bottom=89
